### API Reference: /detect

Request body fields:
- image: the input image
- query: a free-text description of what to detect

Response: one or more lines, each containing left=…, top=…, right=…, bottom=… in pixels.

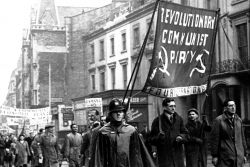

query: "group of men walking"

left=35, top=97, right=247, bottom=167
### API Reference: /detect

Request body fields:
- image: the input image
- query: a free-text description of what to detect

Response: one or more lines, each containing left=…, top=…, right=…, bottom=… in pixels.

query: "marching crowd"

left=0, top=98, right=248, bottom=167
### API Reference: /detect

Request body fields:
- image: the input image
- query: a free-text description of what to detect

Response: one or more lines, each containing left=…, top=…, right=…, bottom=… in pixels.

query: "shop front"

left=72, top=90, right=149, bottom=132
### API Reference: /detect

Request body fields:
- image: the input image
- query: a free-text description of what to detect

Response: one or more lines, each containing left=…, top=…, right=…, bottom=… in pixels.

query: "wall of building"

left=37, top=52, right=66, bottom=105
left=31, top=28, right=67, bottom=106
left=65, top=5, right=114, bottom=101
left=3, top=0, right=249, bottom=133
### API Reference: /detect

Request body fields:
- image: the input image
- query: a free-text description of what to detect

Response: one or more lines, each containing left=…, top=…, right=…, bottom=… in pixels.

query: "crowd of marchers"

left=0, top=129, right=43, bottom=167
left=0, top=98, right=248, bottom=167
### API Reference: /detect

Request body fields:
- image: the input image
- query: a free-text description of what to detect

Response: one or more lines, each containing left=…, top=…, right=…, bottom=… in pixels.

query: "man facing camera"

left=149, top=98, right=188, bottom=167
left=210, top=99, right=247, bottom=167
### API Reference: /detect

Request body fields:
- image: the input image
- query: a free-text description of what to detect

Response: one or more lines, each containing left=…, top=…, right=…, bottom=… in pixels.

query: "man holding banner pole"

left=140, top=1, right=219, bottom=165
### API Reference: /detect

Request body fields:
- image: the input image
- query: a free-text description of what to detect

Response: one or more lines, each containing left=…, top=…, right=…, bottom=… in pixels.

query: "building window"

left=181, top=0, right=189, bottom=6
left=90, top=44, right=95, bottom=63
left=91, top=74, right=95, bottom=90
left=121, top=32, right=127, bottom=51
left=33, top=90, right=37, bottom=105
left=205, top=0, right=218, bottom=9
left=133, top=25, right=140, bottom=48
left=111, top=68, right=116, bottom=89
left=110, top=37, right=115, bottom=56
left=122, top=64, right=127, bottom=89
left=100, top=72, right=105, bottom=91
left=99, top=40, right=105, bottom=60
left=236, top=23, right=248, bottom=66
left=206, top=0, right=211, bottom=9
left=146, top=19, right=154, bottom=43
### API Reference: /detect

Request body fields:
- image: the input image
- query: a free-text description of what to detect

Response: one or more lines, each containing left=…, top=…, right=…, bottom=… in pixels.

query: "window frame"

left=100, top=71, right=105, bottom=91
left=33, top=89, right=38, bottom=105
left=91, top=74, right=96, bottom=90
left=181, top=0, right=189, bottom=6
left=99, top=39, right=105, bottom=61
left=232, top=16, right=250, bottom=68
left=122, top=64, right=127, bottom=89
left=111, top=68, right=116, bottom=89
left=121, top=32, right=127, bottom=52
left=90, top=43, right=95, bottom=63
left=110, top=37, right=115, bottom=57
left=133, top=24, right=140, bottom=48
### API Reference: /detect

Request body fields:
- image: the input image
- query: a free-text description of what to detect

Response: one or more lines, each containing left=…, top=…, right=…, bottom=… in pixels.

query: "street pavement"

left=26, top=155, right=250, bottom=167
left=207, top=155, right=250, bottom=167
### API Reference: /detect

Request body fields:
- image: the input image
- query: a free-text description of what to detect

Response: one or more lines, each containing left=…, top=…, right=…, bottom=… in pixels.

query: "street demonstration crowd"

left=0, top=98, right=248, bottom=167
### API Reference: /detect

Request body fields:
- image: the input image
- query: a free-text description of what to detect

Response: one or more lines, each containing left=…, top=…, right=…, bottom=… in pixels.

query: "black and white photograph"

left=0, top=0, right=249, bottom=166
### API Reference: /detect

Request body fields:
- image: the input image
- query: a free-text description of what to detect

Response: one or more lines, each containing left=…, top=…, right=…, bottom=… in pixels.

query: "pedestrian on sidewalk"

left=210, top=99, right=247, bottom=167
left=185, top=108, right=211, bottom=167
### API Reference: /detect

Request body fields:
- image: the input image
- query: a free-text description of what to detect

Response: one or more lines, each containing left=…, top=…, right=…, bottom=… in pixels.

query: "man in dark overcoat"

left=210, top=99, right=247, bottom=167
left=91, top=98, right=155, bottom=167
left=185, top=108, right=211, bottom=167
left=31, top=128, right=44, bottom=167
left=149, top=98, right=188, bottom=167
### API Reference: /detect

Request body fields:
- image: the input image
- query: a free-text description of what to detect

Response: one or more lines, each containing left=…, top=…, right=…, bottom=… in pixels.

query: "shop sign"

left=85, top=98, right=102, bottom=107
left=58, top=105, right=73, bottom=131
left=51, top=98, right=62, bottom=103
left=118, top=97, right=148, bottom=104
left=127, top=105, right=148, bottom=122
left=63, top=113, right=74, bottom=121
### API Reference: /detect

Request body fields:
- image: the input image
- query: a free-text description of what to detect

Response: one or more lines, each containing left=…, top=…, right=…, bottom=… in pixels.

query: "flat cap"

left=187, top=108, right=199, bottom=115
left=45, top=124, right=55, bottom=129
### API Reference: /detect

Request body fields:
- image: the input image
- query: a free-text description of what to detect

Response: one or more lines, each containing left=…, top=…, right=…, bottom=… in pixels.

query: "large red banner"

left=143, top=1, right=218, bottom=97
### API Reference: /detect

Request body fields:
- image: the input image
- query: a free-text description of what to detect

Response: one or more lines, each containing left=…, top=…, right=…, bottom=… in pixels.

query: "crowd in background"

left=0, top=98, right=248, bottom=167
left=0, top=131, right=36, bottom=167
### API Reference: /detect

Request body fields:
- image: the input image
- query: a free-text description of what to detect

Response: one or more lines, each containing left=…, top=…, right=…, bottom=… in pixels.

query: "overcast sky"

left=0, top=0, right=111, bottom=105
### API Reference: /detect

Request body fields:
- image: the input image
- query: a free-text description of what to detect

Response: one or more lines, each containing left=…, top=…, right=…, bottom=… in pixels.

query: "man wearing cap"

left=210, top=99, right=247, bottom=167
left=38, top=124, right=59, bottom=167
left=185, top=108, right=211, bottom=167
left=64, top=123, right=83, bottom=167
left=149, top=98, right=188, bottom=167
left=90, top=98, right=155, bottom=167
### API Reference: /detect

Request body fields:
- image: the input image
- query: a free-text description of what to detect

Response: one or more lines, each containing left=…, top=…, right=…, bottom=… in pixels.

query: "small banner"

left=143, top=1, right=218, bottom=97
